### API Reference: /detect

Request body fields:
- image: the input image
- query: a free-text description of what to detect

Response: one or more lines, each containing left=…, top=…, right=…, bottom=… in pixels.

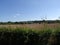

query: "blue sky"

left=0, top=0, right=60, bottom=22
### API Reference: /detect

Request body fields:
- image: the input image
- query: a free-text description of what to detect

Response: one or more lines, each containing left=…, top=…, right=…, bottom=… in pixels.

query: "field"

left=0, top=23, right=60, bottom=45
left=0, top=23, right=60, bottom=30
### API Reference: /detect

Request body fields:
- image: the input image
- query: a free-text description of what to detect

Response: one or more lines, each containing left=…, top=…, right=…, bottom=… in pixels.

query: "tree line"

left=0, top=20, right=60, bottom=24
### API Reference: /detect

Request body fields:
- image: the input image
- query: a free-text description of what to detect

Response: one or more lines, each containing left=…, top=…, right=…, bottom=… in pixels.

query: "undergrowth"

left=0, top=27, right=60, bottom=45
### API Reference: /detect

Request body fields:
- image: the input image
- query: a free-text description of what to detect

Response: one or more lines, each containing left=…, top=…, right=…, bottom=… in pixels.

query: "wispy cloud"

left=16, top=13, right=20, bottom=16
left=13, top=13, right=20, bottom=18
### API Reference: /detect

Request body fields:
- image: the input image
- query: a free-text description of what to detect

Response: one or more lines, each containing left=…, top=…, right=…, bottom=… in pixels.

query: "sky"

left=0, top=0, right=60, bottom=22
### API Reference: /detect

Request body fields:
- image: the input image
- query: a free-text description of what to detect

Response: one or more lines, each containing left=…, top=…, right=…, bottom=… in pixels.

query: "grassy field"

left=0, top=23, right=60, bottom=45
left=0, top=23, right=60, bottom=30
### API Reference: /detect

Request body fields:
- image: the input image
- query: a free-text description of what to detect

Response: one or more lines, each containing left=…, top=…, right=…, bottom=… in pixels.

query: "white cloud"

left=13, top=13, right=20, bottom=18
left=16, top=13, right=20, bottom=16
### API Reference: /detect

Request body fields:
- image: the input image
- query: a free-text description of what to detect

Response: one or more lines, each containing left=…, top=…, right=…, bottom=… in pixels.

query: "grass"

left=0, top=23, right=60, bottom=45
left=0, top=23, right=60, bottom=30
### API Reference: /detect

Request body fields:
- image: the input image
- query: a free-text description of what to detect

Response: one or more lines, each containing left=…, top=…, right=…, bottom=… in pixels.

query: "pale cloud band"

left=13, top=13, right=20, bottom=18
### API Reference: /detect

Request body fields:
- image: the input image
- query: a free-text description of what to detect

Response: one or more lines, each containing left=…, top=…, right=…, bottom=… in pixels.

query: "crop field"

left=0, top=23, right=60, bottom=45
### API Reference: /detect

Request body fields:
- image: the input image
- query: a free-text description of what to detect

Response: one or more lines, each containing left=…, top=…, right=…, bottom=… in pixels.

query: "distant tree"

left=14, top=22, right=19, bottom=24
left=8, top=21, right=12, bottom=24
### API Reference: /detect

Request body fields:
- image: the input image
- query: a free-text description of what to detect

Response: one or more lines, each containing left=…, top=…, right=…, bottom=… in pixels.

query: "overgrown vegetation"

left=0, top=27, right=60, bottom=45
left=0, top=20, right=60, bottom=45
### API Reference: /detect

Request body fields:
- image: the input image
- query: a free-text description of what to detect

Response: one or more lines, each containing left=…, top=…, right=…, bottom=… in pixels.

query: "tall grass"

left=0, top=27, right=60, bottom=45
